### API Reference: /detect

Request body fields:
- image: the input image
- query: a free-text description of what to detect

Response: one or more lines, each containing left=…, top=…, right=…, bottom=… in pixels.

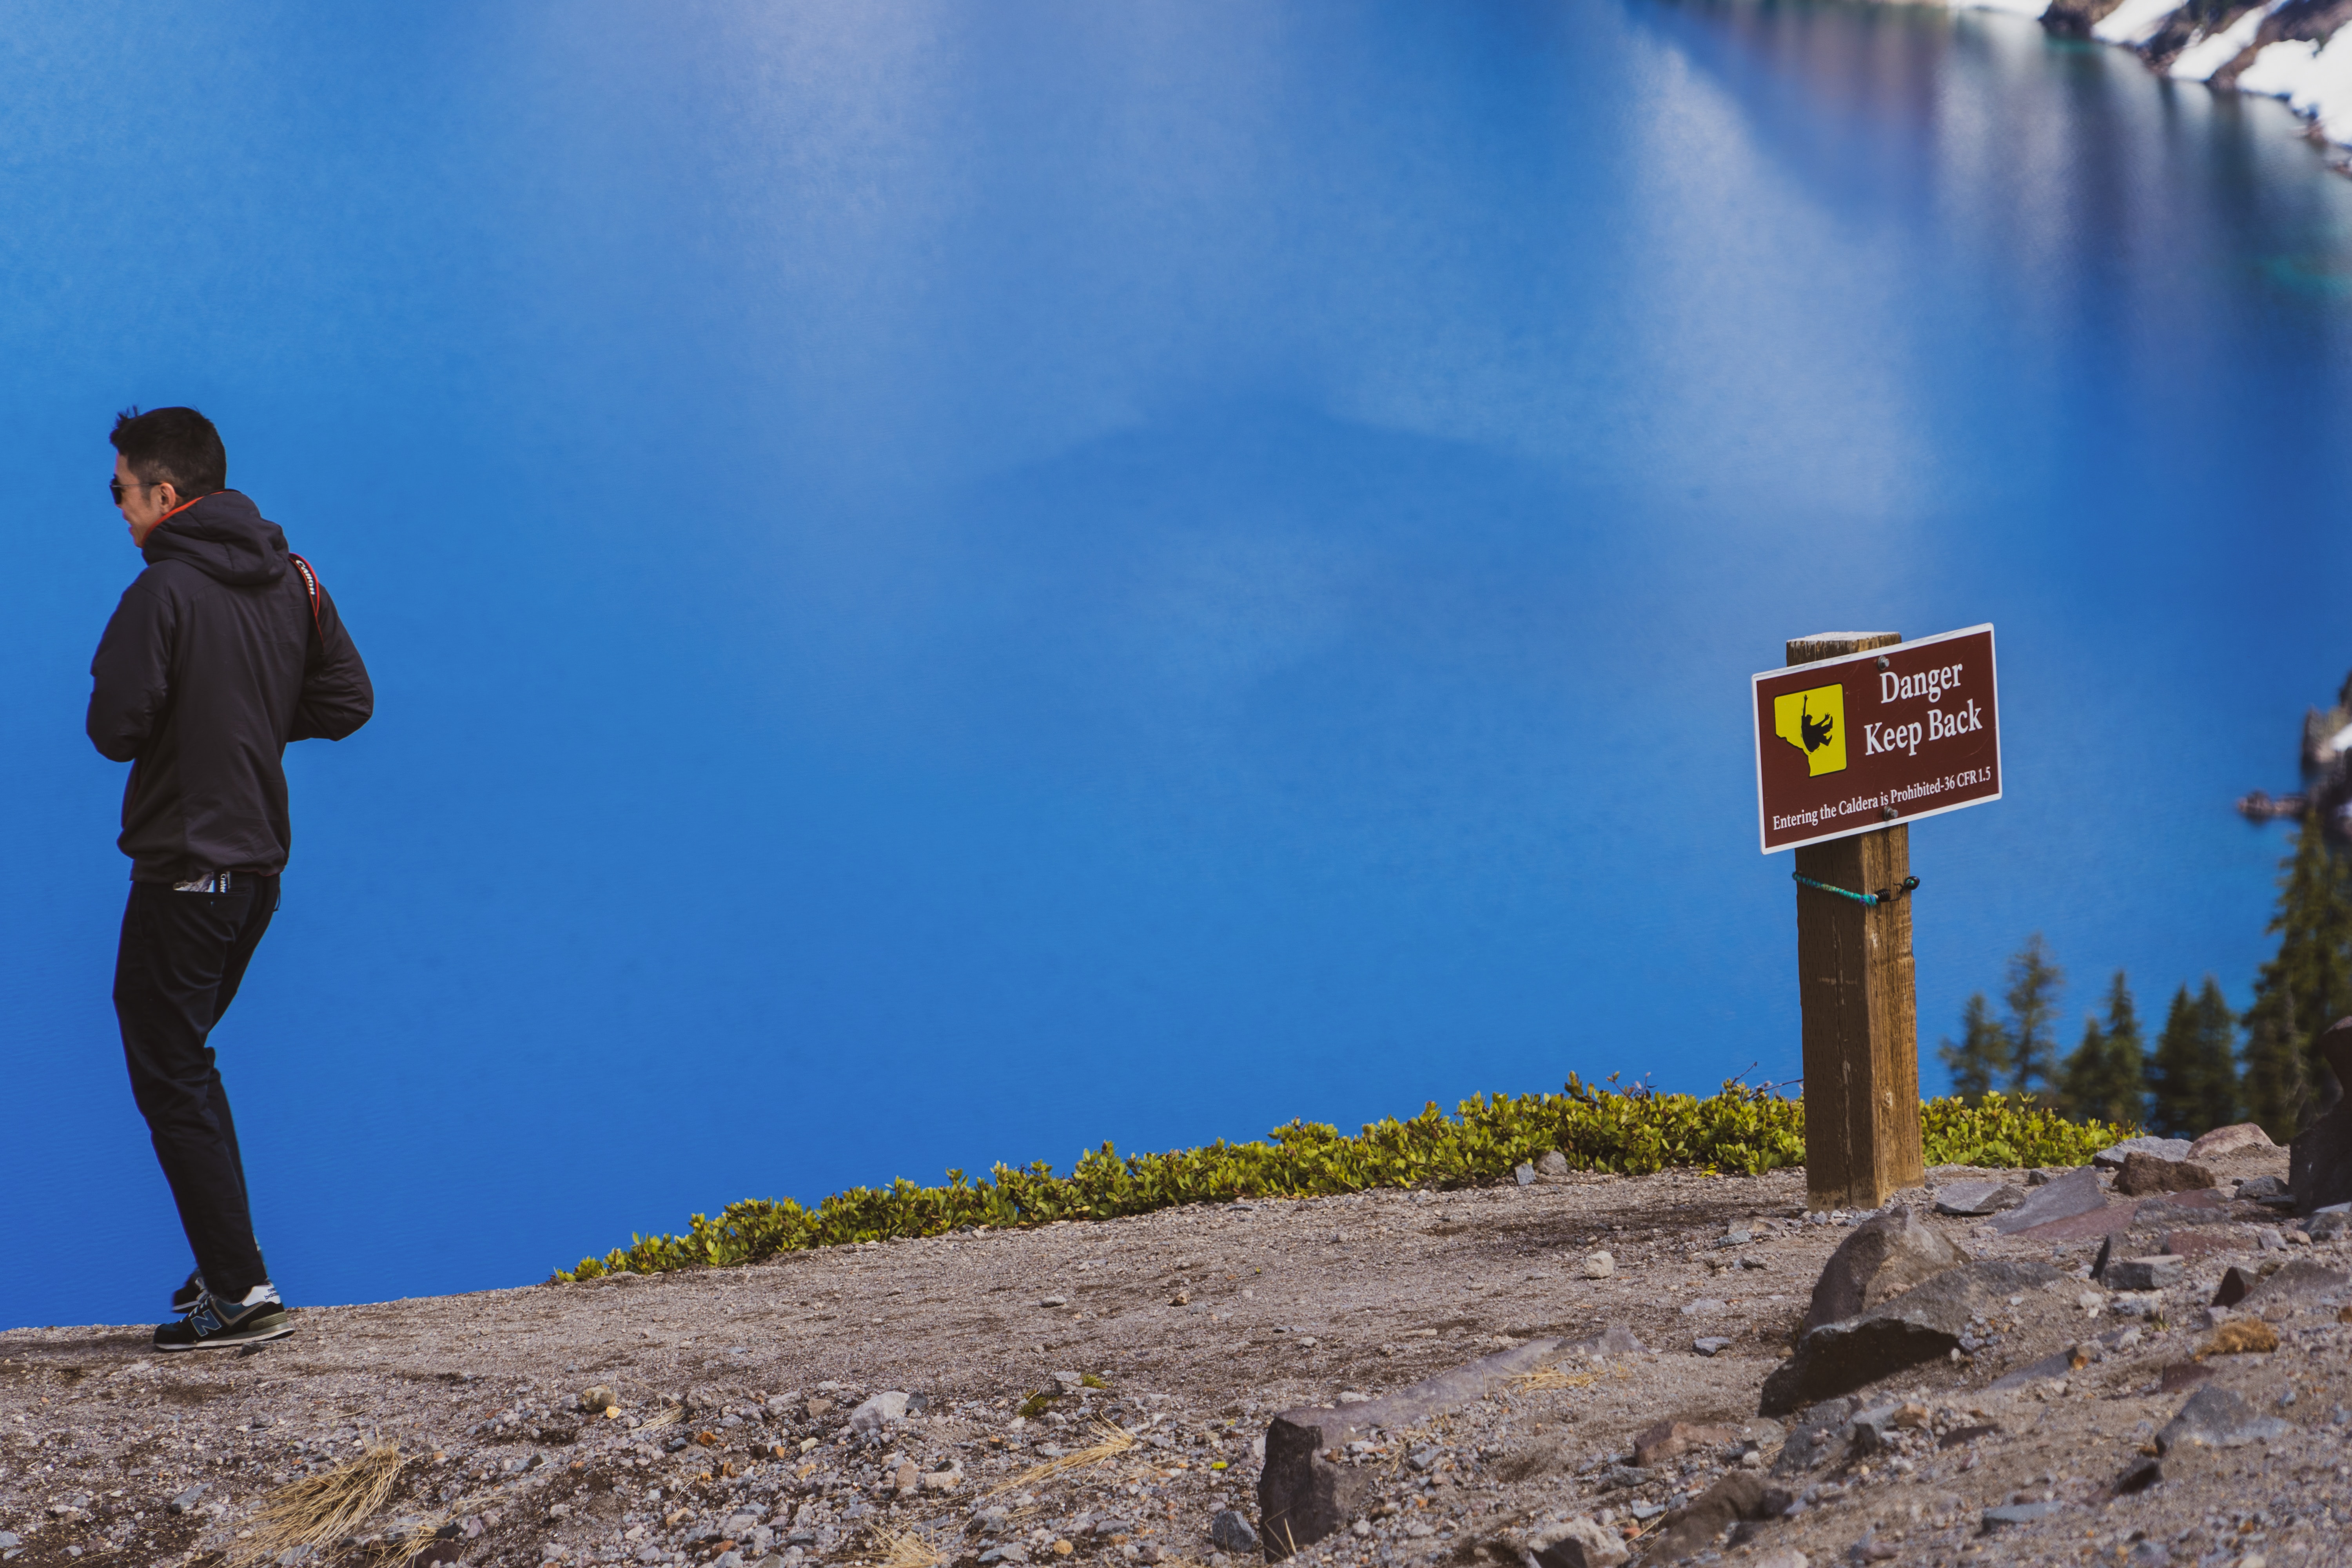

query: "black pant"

left=114, top=876, right=278, bottom=1305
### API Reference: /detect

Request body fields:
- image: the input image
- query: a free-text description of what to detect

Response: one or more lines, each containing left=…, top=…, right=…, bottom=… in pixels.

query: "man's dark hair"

left=110, top=407, right=227, bottom=498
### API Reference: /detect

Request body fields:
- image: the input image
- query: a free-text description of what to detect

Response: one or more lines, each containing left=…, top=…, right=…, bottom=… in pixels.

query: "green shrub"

left=553, top=1079, right=2132, bottom=1282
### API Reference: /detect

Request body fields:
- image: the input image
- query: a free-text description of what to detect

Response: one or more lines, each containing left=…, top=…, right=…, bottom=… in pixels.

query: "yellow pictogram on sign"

left=1773, top=683, right=1847, bottom=776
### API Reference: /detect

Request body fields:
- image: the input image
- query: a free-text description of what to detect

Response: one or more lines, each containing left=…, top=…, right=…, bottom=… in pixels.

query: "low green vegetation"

left=554, top=1078, right=2130, bottom=1282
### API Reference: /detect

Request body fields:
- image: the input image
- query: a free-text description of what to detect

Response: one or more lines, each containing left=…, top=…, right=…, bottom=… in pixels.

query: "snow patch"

left=2094, top=0, right=2187, bottom=45
left=2237, top=30, right=2352, bottom=143
left=2169, top=0, right=2285, bottom=80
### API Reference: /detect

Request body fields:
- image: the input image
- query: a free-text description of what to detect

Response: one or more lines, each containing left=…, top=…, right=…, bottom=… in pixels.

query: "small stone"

left=2255, top=1227, right=2287, bottom=1251
left=1980, top=1501, right=2064, bottom=1529
left=2114, top=1456, right=2162, bottom=1494
left=2105, top=1255, right=2186, bottom=1291
left=1748, top=1553, right=1809, bottom=1568
left=2112, top=1153, right=2218, bottom=1197
left=1537, top=1151, right=1570, bottom=1181
left=1582, top=1251, right=1614, bottom=1279
left=167, top=1485, right=208, bottom=1515
left=2187, top=1122, right=2276, bottom=1160
left=1053, top=1541, right=1075, bottom=1557
left=848, top=1392, right=912, bottom=1440
left=1525, top=1517, right=1628, bottom=1568
left=1349, top=1520, right=1371, bottom=1538
left=581, top=1384, right=615, bottom=1412
left=1692, top=1338, right=1733, bottom=1357
left=2127, top=1542, right=2172, bottom=1565
left=1632, top=1419, right=1739, bottom=1467
left=2236, top=1174, right=2288, bottom=1199
left=2156, top=1384, right=2292, bottom=1452
left=1209, top=1511, right=1259, bottom=1554
left=1515, top=1163, right=1537, bottom=1187
left=2213, top=1265, right=2258, bottom=1307
left=1038, top=1297, right=1068, bottom=1308
left=1679, top=1298, right=1727, bottom=1316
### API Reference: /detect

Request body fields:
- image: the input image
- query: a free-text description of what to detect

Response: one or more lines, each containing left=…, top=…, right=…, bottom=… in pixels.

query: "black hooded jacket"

left=88, top=490, right=373, bottom=882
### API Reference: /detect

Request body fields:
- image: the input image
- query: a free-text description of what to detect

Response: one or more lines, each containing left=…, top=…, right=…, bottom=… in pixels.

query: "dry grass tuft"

left=1517, top=1356, right=1630, bottom=1392
left=230, top=1443, right=403, bottom=1565
left=990, top=1420, right=1138, bottom=1495
left=639, top=1403, right=686, bottom=1431
left=866, top=1526, right=946, bottom=1568
left=1514, top=1366, right=1600, bottom=1392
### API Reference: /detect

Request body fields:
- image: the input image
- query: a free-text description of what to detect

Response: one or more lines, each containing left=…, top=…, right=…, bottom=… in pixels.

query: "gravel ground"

left=2, top=1145, right=2346, bottom=1568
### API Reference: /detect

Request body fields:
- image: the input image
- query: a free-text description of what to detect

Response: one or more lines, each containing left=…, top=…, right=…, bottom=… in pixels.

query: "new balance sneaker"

left=154, top=1285, right=292, bottom=1352
left=171, top=1271, right=206, bottom=1315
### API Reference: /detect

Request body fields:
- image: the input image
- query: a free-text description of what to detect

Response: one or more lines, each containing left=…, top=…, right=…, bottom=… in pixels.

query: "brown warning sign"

left=1752, top=624, right=2000, bottom=853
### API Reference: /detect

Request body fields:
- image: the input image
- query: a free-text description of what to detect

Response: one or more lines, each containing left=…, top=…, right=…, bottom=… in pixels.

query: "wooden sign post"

left=1753, top=627, right=2003, bottom=1211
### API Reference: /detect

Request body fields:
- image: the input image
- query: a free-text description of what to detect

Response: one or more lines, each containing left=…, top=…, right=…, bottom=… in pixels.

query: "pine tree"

left=1937, top=992, right=2010, bottom=1103
left=2239, top=816, right=2352, bottom=1138
left=2059, top=971, right=2147, bottom=1126
left=2147, top=979, right=2239, bottom=1136
left=2001, top=933, right=2064, bottom=1100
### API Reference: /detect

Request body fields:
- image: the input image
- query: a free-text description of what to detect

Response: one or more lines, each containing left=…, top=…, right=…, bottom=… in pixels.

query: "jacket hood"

left=141, top=490, right=288, bottom=588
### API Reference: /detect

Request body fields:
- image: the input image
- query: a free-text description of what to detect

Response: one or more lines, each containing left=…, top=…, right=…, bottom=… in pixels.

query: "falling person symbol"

left=1772, top=683, right=1848, bottom=777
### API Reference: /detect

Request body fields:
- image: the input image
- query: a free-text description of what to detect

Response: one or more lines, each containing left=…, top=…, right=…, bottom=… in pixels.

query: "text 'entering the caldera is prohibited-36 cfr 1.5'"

left=1750, top=624, right=2001, bottom=853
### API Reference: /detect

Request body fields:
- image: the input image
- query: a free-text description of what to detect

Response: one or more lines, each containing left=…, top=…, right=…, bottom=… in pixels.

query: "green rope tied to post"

left=1793, top=872, right=1920, bottom=908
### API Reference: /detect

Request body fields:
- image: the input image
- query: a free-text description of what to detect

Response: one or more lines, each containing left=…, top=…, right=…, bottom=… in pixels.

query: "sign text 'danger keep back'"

left=1751, top=625, right=2002, bottom=853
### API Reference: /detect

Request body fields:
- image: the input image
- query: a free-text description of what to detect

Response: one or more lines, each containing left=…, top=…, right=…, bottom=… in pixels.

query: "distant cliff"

left=1994, top=0, right=2351, bottom=159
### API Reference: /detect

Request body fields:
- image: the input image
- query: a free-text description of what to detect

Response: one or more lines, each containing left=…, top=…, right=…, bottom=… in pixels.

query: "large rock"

left=2155, top=1386, right=2292, bottom=1454
left=1760, top=1260, right=2062, bottom=1415
left=2290, top=1020, right=2352, bottom=1212
left=1257, top=1328, right=1639, bottom=1559
left=2112, top=1154, right=2217, bottom=1197
left=1800, top=1205, right=1969, bottom=1334
left=1933, top=1181, right=2023, bottom=1217
left=1991, top=1167, right=2106, bottom=1234
left=2092, top=1137, right=2194, bottom=1169
left=2190, top=1122, right=2278, bottom=1160
left=2243, top=1258, right=2350, bottom=1304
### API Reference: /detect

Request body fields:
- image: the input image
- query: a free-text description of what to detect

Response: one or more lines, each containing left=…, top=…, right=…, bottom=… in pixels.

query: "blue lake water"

left=5, top=0, right=2352, bottom=1332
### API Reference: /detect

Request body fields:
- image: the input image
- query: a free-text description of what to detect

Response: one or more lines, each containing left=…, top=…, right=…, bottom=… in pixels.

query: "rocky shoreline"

left=1947, top=0, right=2352, bottom=163
left=3, top=1121, right=2349, bottom=1568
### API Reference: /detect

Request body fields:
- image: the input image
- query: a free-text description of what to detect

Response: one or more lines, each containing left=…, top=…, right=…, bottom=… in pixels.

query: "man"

left=89, top=407, right=373, bottom=1351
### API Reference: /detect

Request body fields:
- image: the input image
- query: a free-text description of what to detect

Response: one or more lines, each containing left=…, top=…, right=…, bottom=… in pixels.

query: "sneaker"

left=171, top=1271, right=206, bottom=1315
left=154, top=1286, right=293, bottom=1352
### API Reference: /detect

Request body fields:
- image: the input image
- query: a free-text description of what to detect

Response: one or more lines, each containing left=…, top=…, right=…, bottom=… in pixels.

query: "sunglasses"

left=109, top=477, right=159, bottom=504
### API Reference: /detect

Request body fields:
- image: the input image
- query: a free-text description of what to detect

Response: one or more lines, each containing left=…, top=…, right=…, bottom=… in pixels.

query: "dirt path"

left=3, top=1149, right=2345, bottom=1568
